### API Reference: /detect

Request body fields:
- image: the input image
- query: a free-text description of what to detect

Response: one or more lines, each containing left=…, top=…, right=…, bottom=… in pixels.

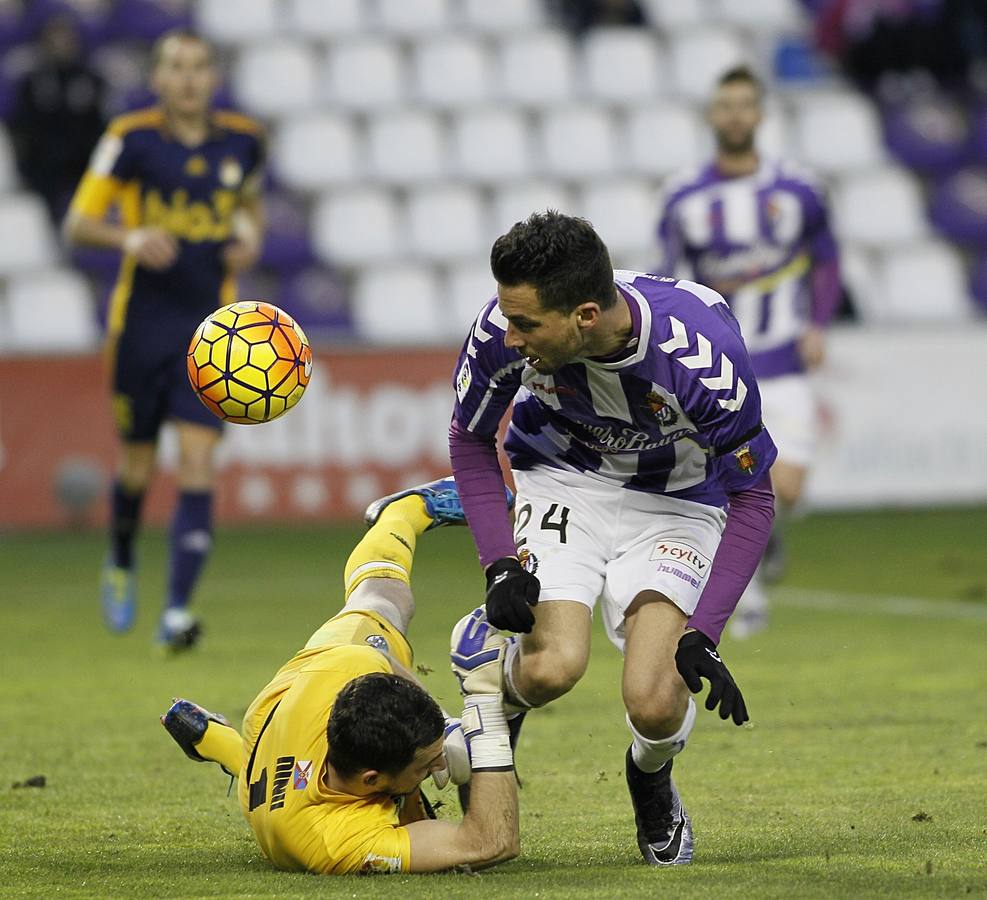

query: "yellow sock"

left=196, top=720, right=245, bottom=776
left=344, top=496, right=431, bottom=599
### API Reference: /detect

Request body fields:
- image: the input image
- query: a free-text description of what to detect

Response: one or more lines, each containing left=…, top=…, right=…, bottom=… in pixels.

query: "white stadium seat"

left=833, top=167, right=928, bottom=247
left=444, top=259, right=498, bottom=335
left=406, top=184, right=487, bottom=262
left=491, top=181, right=574, bottom=234
left=451, top=108, right=532, bottom=182
left=710, top=0, right=802, bottom=32
left=539, top=107, right=617, bottom=178
left=233, top=40, right=317, bottom=118
left=639, top=0, right=708, bottom=31
left=284, top=0, right=365, bottom=38
left=840, top=244, right=883, bottom=323
left=413, top=35, right=492, bottom=109
left=583, top=28, right=665, bottom=105
left=461, top=0, right=544, bottom=32
left=625, top=102, right=704, bottom=177
left=499, top=32, right=575, bottom=107
left=195, top=0, right=278, bottom=44
left=577, top=178, right=659, bottom=260
left=311, top=188, right=402, bottom=266
left=0, top=194, right=57, bottom=274
left=367, top=110, right=446, bottom=185
left=352, top=264, right=444, bottom=344
left=6, top=270, right=98, bottom=352
left=878, top=242, right=972, bottom=322
left=324, top=38, right=405, bottom=111
left=375, top=0, right=452, bottom=35
left=795, top=92, right=884, bottom=174
left=0, top=123, right=17, bottom=192
left=757, top=102, right=793, bottom=158
left=273, top=113, right=361, bottom=190
left=669, top=28, right=747, bottom=101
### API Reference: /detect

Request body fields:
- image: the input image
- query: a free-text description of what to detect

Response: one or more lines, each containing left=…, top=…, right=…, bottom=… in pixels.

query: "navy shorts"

left=111, top=337, right=222, bottom=442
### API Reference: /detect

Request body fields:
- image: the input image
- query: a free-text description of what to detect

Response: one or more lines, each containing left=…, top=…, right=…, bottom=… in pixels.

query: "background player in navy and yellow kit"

left=63, top=31, right=266, bottom=648
left=161, top=479, right=521, bottom=874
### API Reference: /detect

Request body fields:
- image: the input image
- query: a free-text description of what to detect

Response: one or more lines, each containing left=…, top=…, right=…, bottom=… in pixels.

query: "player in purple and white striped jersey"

left=657, top=66, right=842, bottom=635
left=449, top=212, right=777, bottom=867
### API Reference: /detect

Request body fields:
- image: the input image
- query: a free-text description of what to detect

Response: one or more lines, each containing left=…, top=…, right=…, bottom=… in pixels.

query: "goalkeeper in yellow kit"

left=161, top=477, right=520, bottom=874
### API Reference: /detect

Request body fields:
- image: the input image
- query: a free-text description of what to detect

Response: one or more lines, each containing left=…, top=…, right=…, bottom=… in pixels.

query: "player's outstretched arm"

left=404, top=694, right=519, bottom=872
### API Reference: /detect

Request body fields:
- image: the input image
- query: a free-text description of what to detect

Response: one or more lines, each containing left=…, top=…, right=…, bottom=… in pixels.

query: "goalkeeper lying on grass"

left=161, top=477, right=520, bottom=874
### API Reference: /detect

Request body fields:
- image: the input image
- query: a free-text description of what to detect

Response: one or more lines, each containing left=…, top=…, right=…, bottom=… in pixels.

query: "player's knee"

left=624, top=684, right=688, bottom=739
left=519, top=647, right=586, bottom=703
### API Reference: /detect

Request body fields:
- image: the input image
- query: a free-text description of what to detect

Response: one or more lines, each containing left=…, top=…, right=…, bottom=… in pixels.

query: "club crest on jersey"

left=184, top=154, right=208, bottom=177
left=518, top=548, right=539, bottom=576
left=734, top=444, right=757, bottom=474
left=219, top=156, right=243, bottom=187
left=643, top=391, right=678, bottom=426
left=293, top=760, right=312, bottom=790
left=365, top=634, right=390, bottom=653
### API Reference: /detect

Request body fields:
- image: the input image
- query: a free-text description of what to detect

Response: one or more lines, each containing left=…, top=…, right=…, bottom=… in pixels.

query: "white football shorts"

left=512, top=467, right=727, bottom=653
left=757, top=373, right=816, bottom=468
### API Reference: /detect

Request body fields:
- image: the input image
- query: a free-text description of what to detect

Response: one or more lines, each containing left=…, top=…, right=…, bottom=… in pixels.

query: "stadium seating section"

left=0, top=0, right=981, bottom=352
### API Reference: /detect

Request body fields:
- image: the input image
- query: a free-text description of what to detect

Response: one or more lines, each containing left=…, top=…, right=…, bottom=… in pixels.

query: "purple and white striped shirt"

left=657, top=158, right=841, bottom=378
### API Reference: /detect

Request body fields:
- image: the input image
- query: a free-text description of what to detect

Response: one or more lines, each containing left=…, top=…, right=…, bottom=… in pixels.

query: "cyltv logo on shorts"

left=649, top=541, right=711, bottom=577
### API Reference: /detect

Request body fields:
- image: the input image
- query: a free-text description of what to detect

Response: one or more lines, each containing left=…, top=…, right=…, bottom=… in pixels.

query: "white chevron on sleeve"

left=717, top=378, right=748, bottom=411
left=677, top=333, right=712, bottom=369
left=700, top=354, right=734, bottom=390
left=467, top=313, right=495, bottom=358
left=657, top=315, right=689, bottom=352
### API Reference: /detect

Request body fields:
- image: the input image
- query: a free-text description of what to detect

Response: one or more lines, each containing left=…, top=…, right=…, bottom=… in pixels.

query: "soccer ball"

left=187, top=301, right=313, bottom=425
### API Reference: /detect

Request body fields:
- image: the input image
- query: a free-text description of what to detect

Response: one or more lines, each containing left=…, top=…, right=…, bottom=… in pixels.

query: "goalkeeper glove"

left=432, top=717, right=471, bottom=789
left=675, top=630, right=749, bottom=726
left=485, top=557, right=540, bottom=633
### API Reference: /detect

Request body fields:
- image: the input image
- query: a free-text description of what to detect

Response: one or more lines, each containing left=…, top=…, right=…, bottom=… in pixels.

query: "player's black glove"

left=675, top=630, right=749, bottom=726
left=484, top=557, right=540, bottom=633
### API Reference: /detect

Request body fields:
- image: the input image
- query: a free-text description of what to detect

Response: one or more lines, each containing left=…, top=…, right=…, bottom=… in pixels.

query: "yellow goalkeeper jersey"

left=237, top=610, right=416, bottom=875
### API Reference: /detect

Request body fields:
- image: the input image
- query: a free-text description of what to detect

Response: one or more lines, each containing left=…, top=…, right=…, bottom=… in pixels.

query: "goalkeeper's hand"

left=485, top=557, right=540, bottom=633
left=431, top=717, right=471, bottom=789
left=675, top=630, right=749, bottom=726
left=450, top=606, right=511, bottom=696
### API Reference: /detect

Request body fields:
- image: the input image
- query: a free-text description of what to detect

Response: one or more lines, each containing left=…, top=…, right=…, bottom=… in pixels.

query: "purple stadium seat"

left=278, top=266, right=354, bottom=342
left=883, top=97, right=970, bottom=174
left=929, top=167, right=987, bottom=246
left=110, top=0, right=194, bottom=42
left=260, top=192, right=316, bottom=273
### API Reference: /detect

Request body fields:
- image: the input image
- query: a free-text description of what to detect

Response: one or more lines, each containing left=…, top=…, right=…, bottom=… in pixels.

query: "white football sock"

left=627, top=697, right=696, bottom=774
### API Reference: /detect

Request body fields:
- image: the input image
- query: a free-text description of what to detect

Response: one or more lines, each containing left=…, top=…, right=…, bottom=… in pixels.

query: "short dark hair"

left=490, top=210, right=617, bottom=314
left=327, top=673, right=444, bottom=778
left=150, top=29, right=216, bottom=69
left=716, top=65, right=764, bottom=96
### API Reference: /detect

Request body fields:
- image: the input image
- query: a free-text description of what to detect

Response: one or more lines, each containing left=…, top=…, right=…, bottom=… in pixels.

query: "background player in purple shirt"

left=657, top=66, right=842, bottom=636
left=64, top=31, right=266, bottom=650
left=449, top=211, right=777, bottom=866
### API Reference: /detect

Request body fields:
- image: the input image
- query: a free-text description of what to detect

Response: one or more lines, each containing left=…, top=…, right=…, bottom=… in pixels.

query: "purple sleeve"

left=688, top=473, right=775, bottom=644
left=656, top=197, right=683, bottom=275
left=449, top=418, right=518, bottom=568
left=806, top=184, right=842, bottom=326
left=810, top=256, right=842, bottom=326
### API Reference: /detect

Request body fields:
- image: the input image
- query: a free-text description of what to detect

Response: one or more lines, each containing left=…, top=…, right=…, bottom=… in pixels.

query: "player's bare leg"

left=503, top=600, right=592, bottom=708
left=158, top=422, right=221, bottom=651
left=621, top=592, right=695, bottom=866
left=101, top=440, right=156, bottom=633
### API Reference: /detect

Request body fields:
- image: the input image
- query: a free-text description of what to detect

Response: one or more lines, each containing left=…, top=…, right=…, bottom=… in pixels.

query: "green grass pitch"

left=2, top=507, right=986, bottom=898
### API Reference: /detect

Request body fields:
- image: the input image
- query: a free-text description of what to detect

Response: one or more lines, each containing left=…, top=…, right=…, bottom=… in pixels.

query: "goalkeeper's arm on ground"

left=400, top=609, right=521, bottom=872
